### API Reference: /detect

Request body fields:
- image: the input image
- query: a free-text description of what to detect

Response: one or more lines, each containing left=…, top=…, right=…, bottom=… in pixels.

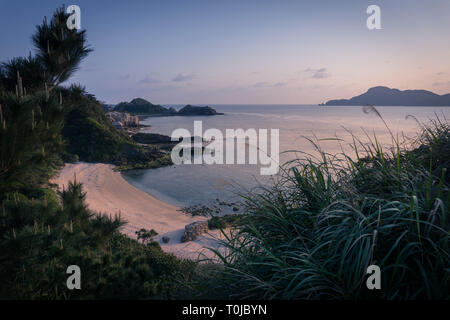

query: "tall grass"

left=210, top=114, right=449, bottom=300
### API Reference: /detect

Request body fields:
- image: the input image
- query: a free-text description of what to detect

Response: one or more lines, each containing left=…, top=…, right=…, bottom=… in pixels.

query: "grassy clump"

left=208, top=214, right=247, bottom=230
left=211, top=116, right=449, bottom=300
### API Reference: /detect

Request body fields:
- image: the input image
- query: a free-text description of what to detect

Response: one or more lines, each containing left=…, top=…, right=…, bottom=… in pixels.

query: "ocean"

left=121, top=105, right=450, bottom=208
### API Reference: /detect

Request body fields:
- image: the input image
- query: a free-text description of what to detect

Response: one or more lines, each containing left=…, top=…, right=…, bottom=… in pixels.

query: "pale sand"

left=52, top=162, right=226, bottom=260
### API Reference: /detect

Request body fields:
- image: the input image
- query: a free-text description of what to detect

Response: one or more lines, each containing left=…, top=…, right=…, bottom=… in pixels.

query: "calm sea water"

left=122, top=105, right=450, bottom=207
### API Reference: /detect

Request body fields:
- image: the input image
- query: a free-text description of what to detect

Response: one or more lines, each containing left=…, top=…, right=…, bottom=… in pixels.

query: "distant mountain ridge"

left=114, top=98, right=223, bottom=116
left=325, top=86, right=450, bottom=106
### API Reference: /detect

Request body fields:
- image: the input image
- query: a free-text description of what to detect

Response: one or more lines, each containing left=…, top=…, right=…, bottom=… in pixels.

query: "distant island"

left=323, top=86, right=450, bottom=106
left=113, top=98, right=223, bottom=116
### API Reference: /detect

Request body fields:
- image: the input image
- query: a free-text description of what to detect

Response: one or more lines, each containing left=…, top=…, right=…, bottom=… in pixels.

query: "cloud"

left=172, top=73, right=197, bottom=82
left=304, top=67, right=331, bottom=79
left=139, top=76, right=162, bottom=84
left=253, top=82, right=267, bottom=88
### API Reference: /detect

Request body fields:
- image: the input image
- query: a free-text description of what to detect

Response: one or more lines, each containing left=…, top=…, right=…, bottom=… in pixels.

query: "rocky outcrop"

left=113, top=98, right=223, bottom=116
left=132, top=132, right=172, bottom=144
left=181, top=221, right=209, bottom=242
left=106, top=111, right=139, bottom=129
left=177, top=105, right=223, bottom=116
left=114, top=98, right=174, bottom=115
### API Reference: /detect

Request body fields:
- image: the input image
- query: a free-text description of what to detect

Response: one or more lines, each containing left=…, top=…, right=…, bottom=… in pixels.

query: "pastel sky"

left=1, top=0, right=449, bottom=104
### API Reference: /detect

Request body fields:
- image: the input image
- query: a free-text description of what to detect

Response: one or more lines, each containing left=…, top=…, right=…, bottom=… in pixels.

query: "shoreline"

left=51, top=162, right=225, bottom=260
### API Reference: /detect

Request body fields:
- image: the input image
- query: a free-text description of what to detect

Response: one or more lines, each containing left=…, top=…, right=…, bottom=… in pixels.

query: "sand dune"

left=52, top=162, right=225, bottom=260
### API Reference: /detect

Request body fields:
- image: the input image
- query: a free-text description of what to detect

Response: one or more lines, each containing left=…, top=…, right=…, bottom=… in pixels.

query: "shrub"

left=211, top=116, right=449, bottom=300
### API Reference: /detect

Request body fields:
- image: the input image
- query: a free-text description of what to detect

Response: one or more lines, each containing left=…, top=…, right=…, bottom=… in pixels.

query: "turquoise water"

left=121, top=105, right=450, bottom=207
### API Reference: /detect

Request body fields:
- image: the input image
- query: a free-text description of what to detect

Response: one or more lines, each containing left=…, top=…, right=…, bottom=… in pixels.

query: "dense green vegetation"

left=132, top=132, right=172, bottom=144
left=205, top=115, right=449, bottom=299
left=60, top=86, right=169, bottom=169
left=0, top=8, right=194, bottom=299
left=208, top=214, right=247, bottom=230
left=61, top=86, right=133, bottom=162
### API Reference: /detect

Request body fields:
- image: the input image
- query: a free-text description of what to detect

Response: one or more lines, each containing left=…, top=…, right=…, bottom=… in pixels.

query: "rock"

left=162, top=236, right=170, bottom=244
left=106, top=111, right=139, bottom=128
left=132, top=132, right=172, bottom=144
left=233, top=205, right=240, bottom=211
left=114, top=98, right=174, bottom=115
left=181, top=221, right=209, bottom=242
left=113, top=98, right=223, bottom=116
left=177, top=105, right=223, bottom=116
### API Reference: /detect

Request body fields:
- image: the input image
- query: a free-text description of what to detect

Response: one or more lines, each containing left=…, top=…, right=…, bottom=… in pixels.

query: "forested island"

left=113, top=98, right=223, bottom=116
left=324, top=86, right=450, bottom=106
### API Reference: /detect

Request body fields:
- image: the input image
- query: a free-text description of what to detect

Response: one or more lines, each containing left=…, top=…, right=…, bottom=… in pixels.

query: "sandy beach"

left=52, top=162, right=225, bottom=260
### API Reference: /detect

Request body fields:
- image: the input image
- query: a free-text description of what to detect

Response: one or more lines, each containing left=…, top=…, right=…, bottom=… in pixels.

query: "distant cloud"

left=304, top=67, right=331, bottom=79
left=172, top=73, right=197, bottom=82
left=253, top=82, right=267, bottom=88
left=139, top=76, right=162, bottom=84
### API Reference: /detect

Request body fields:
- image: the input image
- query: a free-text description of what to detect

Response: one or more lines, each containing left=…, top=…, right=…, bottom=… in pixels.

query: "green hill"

left=114, top=98, right=174, bottom=115
left=62, top=86, right=132, bottom=162
left=61, top=87, right=171, bottom=170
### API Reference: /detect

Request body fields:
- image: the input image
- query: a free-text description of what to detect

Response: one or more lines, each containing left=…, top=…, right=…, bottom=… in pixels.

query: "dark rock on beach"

left=181, top=221, right=209, bottom=242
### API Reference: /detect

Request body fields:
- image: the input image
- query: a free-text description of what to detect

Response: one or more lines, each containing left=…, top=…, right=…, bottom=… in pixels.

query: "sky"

left=1, top=0, right=449, bottom=104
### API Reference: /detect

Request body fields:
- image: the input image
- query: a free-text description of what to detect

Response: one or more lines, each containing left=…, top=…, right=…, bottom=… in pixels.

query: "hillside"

left=61, top=87, right=170, bottom=170
left=325, top=86, right=450, bottom=106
